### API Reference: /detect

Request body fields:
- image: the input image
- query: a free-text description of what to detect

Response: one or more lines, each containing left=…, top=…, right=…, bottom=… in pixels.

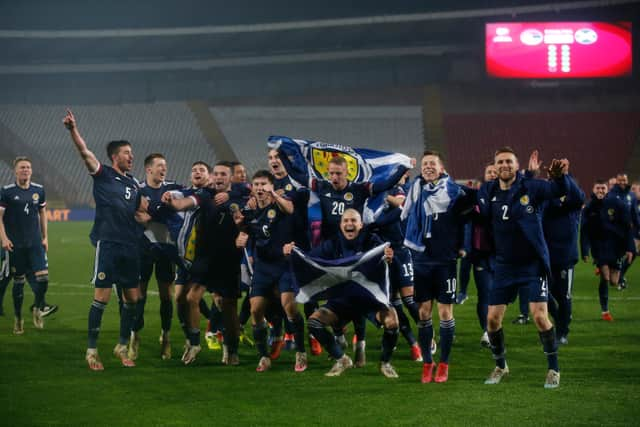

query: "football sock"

left=439, top=318, right=456, bottom=364
left=33, top=275, right=48, bottom=310
left=289, top=314, right=306, bottom=353
left=12, top=278, right=25, bottom=319
left=401, top=295, right=420, bottom=322
left=253, top=321, right=269, bottom=358
left=133, top=296, right=146, bottom=332
left=417, top=319, right=434, bottom=364
left=308, top=317, right=343, bottom=360
left=199, top=299, right=211, bottom=319
left=188, top=327, right=201, bottom=346
left=477, top=301, right=488, bottom=331
left=209, top=303, right=224, bottom=333
left=238, top=295, right=251, bottom=326
left=160, top=298, right=173, bottom=333
left=488, top=328, right=506, bottom=369
left=88, top=299, right=107, bottom=349
left=177, top=302, right=189, bottom=338
left=0, top=275, right=10, bottom=312
left=598, top=276, right=609, bottom=312
left=303, top=302, right=318, bottom=319
left=353, top=315, right=366, bottom=341
left=119, top=302, right=137, bottom=345
left=539, top=326, right=559, bottom=371
left=381, top=327, right=399, bottom=363
left=393, top=299, right=417, bottom=345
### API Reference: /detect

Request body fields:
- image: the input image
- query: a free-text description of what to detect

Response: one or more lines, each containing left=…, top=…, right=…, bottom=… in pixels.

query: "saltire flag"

left=267, top=136, right=412, bottom=225
left=290, top=242, right=391, bottom=305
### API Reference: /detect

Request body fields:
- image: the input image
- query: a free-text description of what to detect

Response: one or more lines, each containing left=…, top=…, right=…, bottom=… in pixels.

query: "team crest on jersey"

left=229, top=203, right=239, bottom=213
left=97, top=272, right=106, bottom=280
left=285, top=184, right=293, bottom=191
left=32, top=193, right=39, bottom=202
left=519, top=195, right=530, bottom=206
left=310, top=147, right=359, bottom=181
left=607, top=208, right=615, bottom=218
left=344, top=192, right=354, bottom=202
left=267, top=209, right=277, bottom=219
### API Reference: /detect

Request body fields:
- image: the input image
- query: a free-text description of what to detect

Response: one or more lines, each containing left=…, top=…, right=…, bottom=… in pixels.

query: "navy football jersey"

left=90, top=164, right=142, bottom=246
left=367, top=185, right=405, bottom=247
left=0, top=182, right=46, bottom=248
left=313, top=179, right=371, bottom=240
left=492, top=188, right=539, bottom=265
left=140, top=179, right=182, bottom=246
left=244, top=202, right=295, bottom=262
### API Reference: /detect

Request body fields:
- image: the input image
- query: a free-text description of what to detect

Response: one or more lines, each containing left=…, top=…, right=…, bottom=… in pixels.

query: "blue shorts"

left=250, top=260, right=297, bottom=298
left=190, top=257, right=241, bottom=298
left=175, top=265, right=189, bottom=286
left=9, top=245, right=48, bottom=276
left=140, top=244, right=176, bottom=283
left=412, top=254, right=457, bottom=304
left=390, top=246, right=414, bottom=291
left=323, top=283, right=388, bottom=324
left=92, top=241, right=140, bottom=289
left=489, top=276, right=549, bottom=305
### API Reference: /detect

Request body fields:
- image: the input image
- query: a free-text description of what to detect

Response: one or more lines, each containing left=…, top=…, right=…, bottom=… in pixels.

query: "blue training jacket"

left=478, top=172, right=569, bottom=275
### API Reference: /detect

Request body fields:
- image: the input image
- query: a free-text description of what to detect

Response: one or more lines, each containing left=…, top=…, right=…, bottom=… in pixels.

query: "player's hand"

left=263, top=183, right=275, bottom=196
left=232, top=209, right=244, bottom=225
left=63, top=109, right=76, bottom=131
left=383, top=246, right=394, bottom=262
left=2, top=238, right=13, bottom=252
left=283, top=242, right=295, bottom=256
left=246, top=196, right=257, bottom=210
left=458, top=249, right=467, bottom=258
left=214, top=192, right=229, bottom=206
left=582, top=255, right=589, bottom=263
left=138, top=196, right=149, bottom=212
left=528, top=150, right=542, bottom=173
left=161, top=191, right=173, bottom=204
left=560, top=158, right=570, bottom=175
left=410, top=157, right=417, bottom=168
left=548, top=159, right=564, bottom=179
left=41, top=237, right=48, bottom=252
left=626, top=251, right=634, bottom=264
left=235, top=232, right=249, bottom=249
left=135, top=211, right=152, bottom=224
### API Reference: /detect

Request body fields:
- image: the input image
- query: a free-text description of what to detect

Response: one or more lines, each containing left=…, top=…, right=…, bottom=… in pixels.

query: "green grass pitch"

left=0, top=222, right=639, bottom=426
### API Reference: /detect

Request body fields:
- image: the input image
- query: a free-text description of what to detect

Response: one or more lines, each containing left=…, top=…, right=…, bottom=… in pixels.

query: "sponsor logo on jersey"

left=344, top=192, right=354, bottom=202
left=267, top=209, right=277, bottom=219
left=520, top=195, right=530, bottom=206
left=526, top=205, right=534, bottom=214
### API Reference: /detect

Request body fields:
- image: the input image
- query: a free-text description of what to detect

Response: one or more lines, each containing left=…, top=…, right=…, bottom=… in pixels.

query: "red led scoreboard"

left=486, top=22, right=632, bottom=78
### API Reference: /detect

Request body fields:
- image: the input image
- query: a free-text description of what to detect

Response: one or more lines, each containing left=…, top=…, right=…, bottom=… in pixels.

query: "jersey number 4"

left=24, top=202, right=30, bottom=215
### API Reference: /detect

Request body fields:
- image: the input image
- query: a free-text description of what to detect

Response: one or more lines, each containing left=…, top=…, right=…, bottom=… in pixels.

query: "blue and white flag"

left=267, top=136, right=412, bottom=225
left=290, top=243, right=390, bottom=305
left=401, top=174, right=463, bottom=252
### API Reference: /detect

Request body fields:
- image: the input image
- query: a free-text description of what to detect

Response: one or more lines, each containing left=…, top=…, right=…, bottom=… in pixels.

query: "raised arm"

left=63, top=109, right=100, bottom=173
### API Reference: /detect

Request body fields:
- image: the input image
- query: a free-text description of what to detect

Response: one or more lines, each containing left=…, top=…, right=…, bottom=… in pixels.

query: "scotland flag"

left=290, top=243, right=391, bottom=305
left=267, top=136, right=412, bottom=225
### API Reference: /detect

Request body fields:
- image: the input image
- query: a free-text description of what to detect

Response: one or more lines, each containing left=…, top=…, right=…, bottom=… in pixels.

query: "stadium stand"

left=0, top=103, right=215, bottom=206
left=210, top=106, right=425, bottom=173
left=443, top=112, right=640, bottom=188
left=0, top=160, right=15, bottom=186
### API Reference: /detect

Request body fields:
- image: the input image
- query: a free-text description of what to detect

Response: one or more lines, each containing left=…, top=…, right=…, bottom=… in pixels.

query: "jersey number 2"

left=501, top=205, right=509, bottom=220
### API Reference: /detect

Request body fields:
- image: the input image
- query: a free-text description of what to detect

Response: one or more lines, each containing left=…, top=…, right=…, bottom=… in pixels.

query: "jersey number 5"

left=124, top=187, right=132, bottom=200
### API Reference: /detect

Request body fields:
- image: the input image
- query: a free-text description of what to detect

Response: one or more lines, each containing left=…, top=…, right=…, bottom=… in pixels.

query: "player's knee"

left=384, top=316, right=399, bottom=330
left=418, top=305, right=432, bottom=320
left=35, top=273, right=49, bottom=283
left=186, top=292, right=200, bottom=306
